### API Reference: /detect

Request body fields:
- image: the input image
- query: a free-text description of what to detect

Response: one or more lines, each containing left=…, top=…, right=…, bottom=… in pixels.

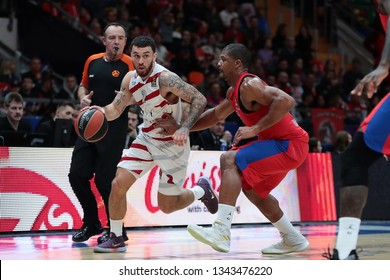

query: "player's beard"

left=137, top=63, right=154, bottom=78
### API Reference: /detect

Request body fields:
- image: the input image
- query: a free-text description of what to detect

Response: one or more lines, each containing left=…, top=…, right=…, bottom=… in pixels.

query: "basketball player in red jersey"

left=157, top=43, right=310, bottom=254
left=324, top=0, right=390, bottom=260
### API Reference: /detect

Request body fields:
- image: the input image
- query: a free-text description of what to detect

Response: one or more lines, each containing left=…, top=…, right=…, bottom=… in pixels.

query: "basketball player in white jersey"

left=90, top=35, right=218, bottom=253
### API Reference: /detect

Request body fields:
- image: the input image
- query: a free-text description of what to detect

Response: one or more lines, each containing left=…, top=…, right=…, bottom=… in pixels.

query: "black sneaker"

left=94, top=233, right=126, bottom=253
left=322, top=248, right=360, bottom=260
left=72, top=223, right=103, bottom=242
left=97, top=229, right=129, bottom=244
left=197, top=176, right=218, bottom=214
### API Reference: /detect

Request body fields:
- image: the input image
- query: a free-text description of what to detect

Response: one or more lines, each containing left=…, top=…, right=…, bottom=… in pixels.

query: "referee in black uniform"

left=69, top=23, right=134, bottom=243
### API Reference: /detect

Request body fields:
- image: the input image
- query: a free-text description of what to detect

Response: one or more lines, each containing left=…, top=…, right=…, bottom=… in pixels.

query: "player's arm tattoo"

left=113, top=86, right=130, bottom=114
left=160, top=72, right=206, bottom=130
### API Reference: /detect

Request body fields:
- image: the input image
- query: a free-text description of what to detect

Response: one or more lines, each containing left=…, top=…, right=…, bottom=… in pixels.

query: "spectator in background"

left=191, top=120, right=232, bottom=151
left=21, top=56, right=44, bottom=90
left=0, top=58, right=20, bottom=94
left=34, top=76, right=57, bottom=120
left=295, top=24, right=313, bottom=67
left=333, top=130, right=352, bottom=154
left=342, top=57, right=364, bottom=102
left=153, top=32, right=170, bottom=68
left=223, top=17, right=245, bottom=44
left=19, top=75, right=36, bottom=98
left=257, top=36, right=277, bottom=74
left=272, top=23, right=288, bottom=54
left=201, top=33, right=222, bottom=68
left=309, top=137, right=322, bottom=153
left=78, top=5, right=92, bottom=26
left=100, top=6, right=118, bottom=28
left=244, top=15, right=265, bottom=51
left=296, top=92, right=314, bottom=136
left=290, top=73, right=304, bottom=105
left=118, top=9, right=133, bottom=32
left=276, top=71, right=292, bottom=95
left=219, top=1, right=238, bottom=29
left=89, top=18, right=103, bottom=36
left=206, top=82, right=224, bottom=107
left=203, top=0, right=224, bottom=34
left=158, top=11, right=175, bottom=51
left=35, top=101, right=76, bottom=147
left=57, top=74, right=79, bottom=101
left=72, top=103, right=81, bottom=122
left=238, top=2, right=256, bottom=30
left=0, top=92, right=32, bottom=133
left=313, top=93, right=327, bottom=108
left=124, top=105, right=140, bottom=149
left=278, top=36, right=303, bottom=74
left=19, top=75, right=40, bottom=116
left=249, top=56, right=266, bottom=78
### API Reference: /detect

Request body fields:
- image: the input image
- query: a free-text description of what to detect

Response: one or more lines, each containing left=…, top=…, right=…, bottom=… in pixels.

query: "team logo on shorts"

left=112, top=70, right=120, bottom=77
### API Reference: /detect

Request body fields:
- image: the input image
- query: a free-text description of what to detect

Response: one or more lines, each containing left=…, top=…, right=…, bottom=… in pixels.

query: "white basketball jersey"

left=129, top=63, right=182, bottom=138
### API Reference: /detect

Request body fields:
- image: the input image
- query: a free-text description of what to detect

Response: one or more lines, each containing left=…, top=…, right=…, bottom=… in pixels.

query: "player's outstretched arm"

left=352, top=0, right=390, bottom=98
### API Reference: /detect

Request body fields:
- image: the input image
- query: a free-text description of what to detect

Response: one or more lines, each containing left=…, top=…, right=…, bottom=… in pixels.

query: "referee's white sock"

left=110, top=219, right=124, bottom=237
left=335, top=217, right=361, bottom=259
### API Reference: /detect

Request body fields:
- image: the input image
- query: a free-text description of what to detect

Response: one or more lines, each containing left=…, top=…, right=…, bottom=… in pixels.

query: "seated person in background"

left=124, top=105, right=141, bottom=148
left=72, top=103, right=81, bottom=122
left=308, top=136, right=322, bottom=153
left=191, top=120, right=232, bottom=150
left=0, top=92, right=32, bottom=133
left=57, top=74, right=79, bottom=101
left=35, top=101, right=76, bottom=147
left=332, top=130, right=352, bottom=154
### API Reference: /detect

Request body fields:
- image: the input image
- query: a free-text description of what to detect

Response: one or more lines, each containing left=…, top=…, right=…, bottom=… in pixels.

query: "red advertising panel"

left=297, top=153, right=337, bottom=221
left=311, top=108, right=345, bottom=145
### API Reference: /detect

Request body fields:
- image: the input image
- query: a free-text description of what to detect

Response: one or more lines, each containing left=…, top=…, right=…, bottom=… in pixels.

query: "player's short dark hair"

left=130, top=36, right=157, bottom=53
left=222, top=43, right=251, bottom=69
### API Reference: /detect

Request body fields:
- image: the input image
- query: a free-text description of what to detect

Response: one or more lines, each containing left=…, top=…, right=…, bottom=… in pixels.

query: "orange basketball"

left=74, top=109, right=108, bottom=142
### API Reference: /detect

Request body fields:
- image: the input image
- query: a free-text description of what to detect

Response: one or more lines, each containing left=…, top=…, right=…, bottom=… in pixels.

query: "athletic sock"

left=272, top=214, right=299, bottom=235
left=215, top=204, right=236, bottom=228
left=190, top=185, right=205, bottom=200
left=110, top=219, right=123, bottom=237
left=335, top=217, right=361, bottom=259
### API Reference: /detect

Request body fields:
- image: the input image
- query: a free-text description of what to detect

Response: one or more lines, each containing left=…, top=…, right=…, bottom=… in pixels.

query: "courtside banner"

left=0, top=147, right=301, bottom=232
left=123, top=150, right=301, bottom=226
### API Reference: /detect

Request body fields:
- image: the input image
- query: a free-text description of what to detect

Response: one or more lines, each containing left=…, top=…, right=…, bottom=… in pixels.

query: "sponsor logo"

left=0, top=167, right=82, bottom=232
left=112, top=70, right=120, bottom=77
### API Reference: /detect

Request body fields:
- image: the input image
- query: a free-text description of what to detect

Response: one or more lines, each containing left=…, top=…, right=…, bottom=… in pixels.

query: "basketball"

left=74, top=108, right=108, bottom=142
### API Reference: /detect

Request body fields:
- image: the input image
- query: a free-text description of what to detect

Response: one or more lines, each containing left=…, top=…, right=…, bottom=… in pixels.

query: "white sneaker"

left=261, top=232, right=309, bottom=254
left=187, top=222, right=231, bottom=253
